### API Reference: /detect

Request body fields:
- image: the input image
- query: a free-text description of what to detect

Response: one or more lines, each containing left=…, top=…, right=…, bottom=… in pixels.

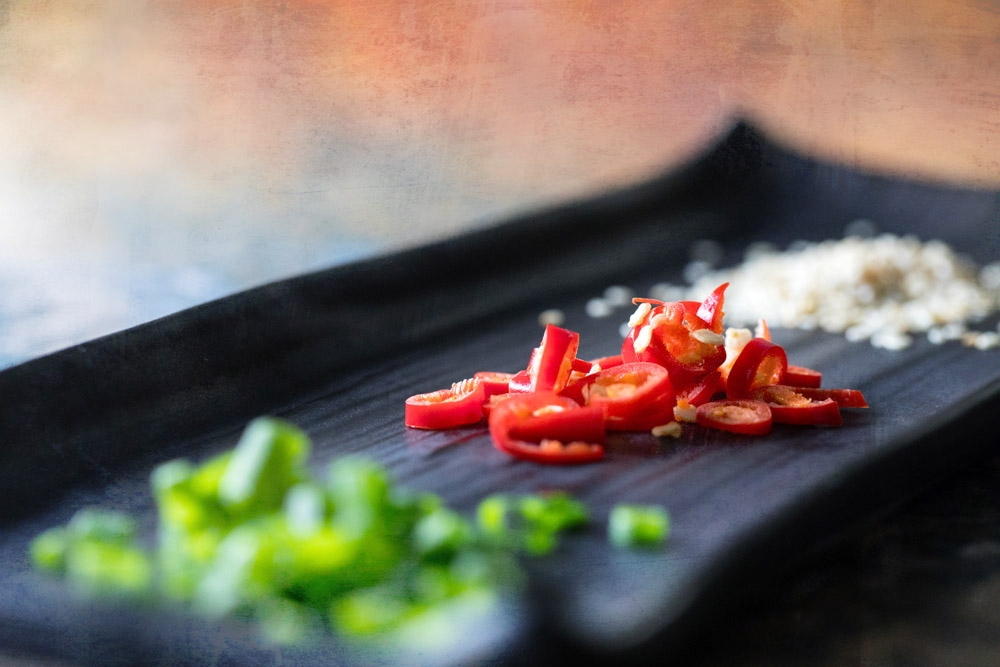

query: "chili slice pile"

left=405, top=282, right=869, bottom=462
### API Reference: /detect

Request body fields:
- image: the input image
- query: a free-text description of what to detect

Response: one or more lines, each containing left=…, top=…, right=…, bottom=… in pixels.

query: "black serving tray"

left=2, top=123, right=999, bottom=666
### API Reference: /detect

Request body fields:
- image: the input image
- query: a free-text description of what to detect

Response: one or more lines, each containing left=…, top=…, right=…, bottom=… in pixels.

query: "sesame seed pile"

left=676, top=228, right=1000, bottom=350
left=557, top=223, right=1000, bottom=351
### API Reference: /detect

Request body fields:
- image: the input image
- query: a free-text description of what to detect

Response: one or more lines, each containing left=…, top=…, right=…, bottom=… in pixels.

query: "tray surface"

left=1, top=123, right=998, bottom=665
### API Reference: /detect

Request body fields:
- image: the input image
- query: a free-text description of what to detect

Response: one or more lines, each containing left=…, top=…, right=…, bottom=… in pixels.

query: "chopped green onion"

left=66, top=508, right=137, bottom=545
left=413, top=507, right=474, bottom=562
left=475, top=495, right=511, bottom=541
left=518, top=492, right=589, bottom=533
left=608, top=504, right=670, bottom=548
left=65, top=540, right=152, bottom=598
left=29, top=527, right=69, bottom=573
left=29, top=415, right=640, bottom=652
left=475, top=491, right=590, bottom=555
left=283, top=482, right=329, bottom=536
left=218, top=417, right=310, bottom=515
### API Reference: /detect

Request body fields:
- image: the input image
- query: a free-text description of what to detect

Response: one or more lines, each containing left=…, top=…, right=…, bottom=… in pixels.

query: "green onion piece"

left=608, top=504, right=670, bottom=548
left=476, top=492, right=589, bottom=554
left=475, top=495, right=511, bottom=541
left=413, top=507, right=474, bottom=562
left=67, top=508, right=138, bottom=545
left=65, top=540, right=152, bottom=597
left=257, top=597, right=322, bottom=645
left=331, top=585, right=412, bottom=636
left=189, top=451, right=233, bottom=500
left=326, top=457, right=392, bottom=536
left=283, top=482, right=330, bottom=537
left=29, top=527, right=70, bottom=573
left=521, top=527, right=558, bottom=556
left=193, top=521, right=273, bottom=618
left=278, top=525, right=360, bottom=608
left=518, top=492, right=589, bottom=533
left=153, top=455, right=230, bottom=536
left=151, top=458, right=196, bottom=498
left=152, top=455, right=232, bottom=601
left=218, top=417, right=310, bottom=516
left=156, top=526, right=225, bottom=601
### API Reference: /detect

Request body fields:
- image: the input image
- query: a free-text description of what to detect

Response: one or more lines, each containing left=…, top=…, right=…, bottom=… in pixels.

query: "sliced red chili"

left=676, top=370, right=722, bottom=406
left=558, top=376, right=588, bottom=405
left=755, top=318, right=771, bottom=341
left=725, top=338, right=788, bottom=399
left=481, top=392, right=517, bottom=420
left=405, top=378, right=486, bottom=429
left=679, top=300, right=708, bottom=322
left=507, top=402, right=606, bottom=444
left=565, top=362, right=676, bottom=431
left=772, top=399, right=841, bottom=426
left=788, top=385, right=868, bottom=408
left=473, top=371, right=515, bottom=398
left=631, top=297, right=666, bottom=307
left=696, top=282, right=729, bottom=334
left=586, top=354, right=624, bottom=372
left=622, top=300, right=726, bottom=387
left=525, top=324, right=581, bottom=393
left=507, top=369, right=533, bottom=393
left=749, top=385, right=844, bottom=426
left=696, top=399, right=773, bottom=436
left=488, top=392, right=605, bottom=464
left=784, top=365, right=822, bottom=388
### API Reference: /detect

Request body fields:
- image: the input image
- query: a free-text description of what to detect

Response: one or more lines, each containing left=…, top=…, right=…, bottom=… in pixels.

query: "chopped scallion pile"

left=30, top=416, right=663, bottom=649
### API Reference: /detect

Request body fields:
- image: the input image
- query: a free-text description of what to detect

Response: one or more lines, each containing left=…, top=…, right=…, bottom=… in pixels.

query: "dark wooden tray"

left=2, top=123, right=998, bottom=666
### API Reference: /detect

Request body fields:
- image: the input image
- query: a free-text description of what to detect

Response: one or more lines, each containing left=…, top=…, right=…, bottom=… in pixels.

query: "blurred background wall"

left=2, top=0, right=1000, bottom=366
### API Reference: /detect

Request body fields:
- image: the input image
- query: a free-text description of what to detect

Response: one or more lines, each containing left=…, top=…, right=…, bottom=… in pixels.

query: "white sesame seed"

left=627, top=302, right=652, bottom=328
left=743, top=241, right=778, bottom=261
left=871, top=329, right=913, bottom=351
left=633, top=325, right=653, bottom=353
left=691, top=328, right=725, bottom=346
left=981, top=263, right=1000, bottom=290
left=845, top=325, right=873, bottom=343
left=652, top=422, right=683, bottom=438
left=585, top=298, right=614, bottom=318
left=844, top=218, right=879, bottom=238
left=965, top=331, right=1000, bottom=350
left=673, top=403, right=697, bottom=423
left=602, top=285, right=634, bottom=307
left=682, top=260, right=712, bottom=285
left=648, top=282, right=686, bottom=302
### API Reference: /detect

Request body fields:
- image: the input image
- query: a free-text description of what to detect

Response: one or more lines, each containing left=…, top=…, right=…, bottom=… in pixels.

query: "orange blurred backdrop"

left=4, top=0, right=999, bottom=248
